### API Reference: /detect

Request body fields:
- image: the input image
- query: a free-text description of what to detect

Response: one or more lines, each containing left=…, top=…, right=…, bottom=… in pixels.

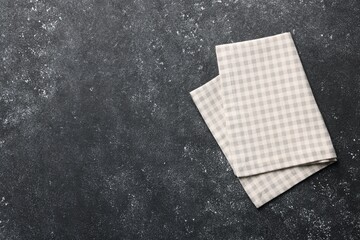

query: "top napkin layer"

left=215, top=32, right=336, bottom=177
left=190, top=32, right=337, bottom=207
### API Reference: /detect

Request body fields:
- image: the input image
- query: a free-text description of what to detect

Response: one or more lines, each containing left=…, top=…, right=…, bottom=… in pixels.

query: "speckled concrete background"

left=0, top=0, right=359, bottom=239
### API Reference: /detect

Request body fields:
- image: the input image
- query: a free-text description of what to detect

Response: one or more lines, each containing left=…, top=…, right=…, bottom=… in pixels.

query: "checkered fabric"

left=190, top=33, right=337, bottom=208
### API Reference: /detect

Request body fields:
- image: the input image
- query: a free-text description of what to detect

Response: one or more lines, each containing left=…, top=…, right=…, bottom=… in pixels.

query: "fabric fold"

left=190, top=32, right=337, bottom=208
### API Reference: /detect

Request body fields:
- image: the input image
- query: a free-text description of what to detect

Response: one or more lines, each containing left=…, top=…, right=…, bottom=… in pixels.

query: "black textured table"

left=1, top=1, right=359, bottom=239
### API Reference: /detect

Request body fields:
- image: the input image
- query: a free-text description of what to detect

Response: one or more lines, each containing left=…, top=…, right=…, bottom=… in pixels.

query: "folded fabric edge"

left=233, top=155, right=337, bottom=178
left=239, top=157, right=337, bottom=178
left=243, top=160, right=336, bottom=208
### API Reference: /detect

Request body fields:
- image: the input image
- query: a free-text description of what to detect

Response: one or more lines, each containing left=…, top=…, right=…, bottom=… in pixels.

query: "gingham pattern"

left=190, top=32, right=337, bottom=208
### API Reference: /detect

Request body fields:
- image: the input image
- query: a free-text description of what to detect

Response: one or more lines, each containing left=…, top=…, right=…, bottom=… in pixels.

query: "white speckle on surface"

left=320, top=0, right=326, bottom=10
left=39, top=89, right=48, bottom=98
left=2, top=105, right=39, bottom=126
left=0, top=196, right=8, bottom=206
left=41, top=21, right=58, bottom=32
left=331, top=113, right=338, bottom=120
left=89, top=87, right=94, bottom=92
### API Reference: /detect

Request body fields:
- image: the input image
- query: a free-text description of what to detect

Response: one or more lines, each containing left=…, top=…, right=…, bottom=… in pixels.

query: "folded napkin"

left=190, top=32, right=337, bottom=208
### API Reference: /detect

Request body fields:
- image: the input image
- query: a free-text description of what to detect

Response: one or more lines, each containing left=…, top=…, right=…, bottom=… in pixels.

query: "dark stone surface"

left=0, top=0, right=359, bottom=239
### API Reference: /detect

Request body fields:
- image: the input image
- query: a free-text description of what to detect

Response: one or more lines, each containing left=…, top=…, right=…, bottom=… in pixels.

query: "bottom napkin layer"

left=190, top=76, right=336, bottom=208
left=240, top=161, right=333, bottom=207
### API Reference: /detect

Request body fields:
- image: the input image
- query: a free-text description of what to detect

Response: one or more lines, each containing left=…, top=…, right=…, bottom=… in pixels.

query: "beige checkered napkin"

left=190, top=33, right=337, bottom=208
